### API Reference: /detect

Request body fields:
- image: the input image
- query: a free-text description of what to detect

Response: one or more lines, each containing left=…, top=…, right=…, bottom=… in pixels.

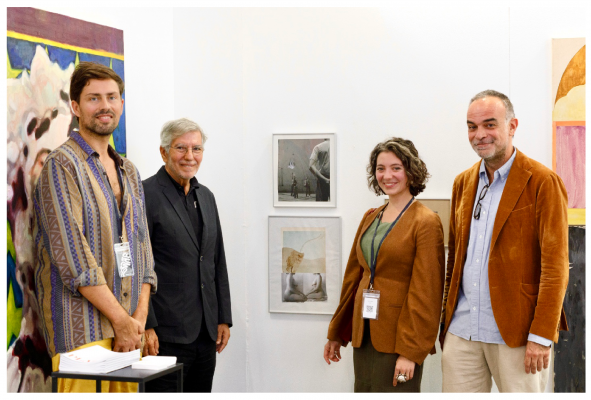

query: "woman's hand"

left=393, top=355, right=415, bottom=386
left=323, top=340, right=343, bottom=365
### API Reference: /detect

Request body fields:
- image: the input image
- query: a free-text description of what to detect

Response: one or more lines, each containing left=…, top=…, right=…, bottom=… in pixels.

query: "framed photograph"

left=417, top=199, right=451, bottom=247
left=273, top=133, right=336, bottom=207
left=268, top=216, right=341, bottom=314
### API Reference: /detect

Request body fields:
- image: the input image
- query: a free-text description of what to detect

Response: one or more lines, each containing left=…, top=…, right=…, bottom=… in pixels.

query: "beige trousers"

left=442, top=332, right=548, bottom=392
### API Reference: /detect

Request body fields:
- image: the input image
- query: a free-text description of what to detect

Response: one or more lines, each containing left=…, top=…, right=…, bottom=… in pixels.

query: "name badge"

left=114, top=242, right=134, bottom=278
left=362, top=289, right=380, bottom=320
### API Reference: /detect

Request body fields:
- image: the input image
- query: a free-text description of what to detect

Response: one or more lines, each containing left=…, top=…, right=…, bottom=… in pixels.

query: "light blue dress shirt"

left=448, top=149, right=551, bottom=347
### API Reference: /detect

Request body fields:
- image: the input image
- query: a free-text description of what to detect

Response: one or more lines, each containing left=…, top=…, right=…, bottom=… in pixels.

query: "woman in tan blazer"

left=323, top=137, right=445, bottom=392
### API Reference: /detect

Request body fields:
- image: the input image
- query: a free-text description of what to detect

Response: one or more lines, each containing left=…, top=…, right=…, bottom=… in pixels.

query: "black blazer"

left=144, top=166, right=232, bottom=343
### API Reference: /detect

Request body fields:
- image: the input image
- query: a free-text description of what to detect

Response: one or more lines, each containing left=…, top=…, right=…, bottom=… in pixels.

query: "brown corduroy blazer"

left=440, top=150, right=569, bottom=347
left=327, top=201, right=445, bottom=365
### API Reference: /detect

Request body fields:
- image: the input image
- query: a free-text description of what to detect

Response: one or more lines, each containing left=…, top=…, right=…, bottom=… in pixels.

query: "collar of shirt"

left=164, top=169, right=199, bottom=196
left=70, top=130, right=124, bottom=168
left=478, top=147, right=517, bottom=185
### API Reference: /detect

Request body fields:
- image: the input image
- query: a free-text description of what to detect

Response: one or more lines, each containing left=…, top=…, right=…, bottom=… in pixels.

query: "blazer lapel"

left=158, top=169, right=200, bottom=250
left=195, top=186, right=208, bottom=251
left=459, top=163, right=481, bottom=266
left=490, top=151, right=532, bottom=252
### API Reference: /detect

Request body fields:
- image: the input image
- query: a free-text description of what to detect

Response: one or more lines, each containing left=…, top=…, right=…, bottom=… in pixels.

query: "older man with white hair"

left=143, top=118, right=232, bottom=393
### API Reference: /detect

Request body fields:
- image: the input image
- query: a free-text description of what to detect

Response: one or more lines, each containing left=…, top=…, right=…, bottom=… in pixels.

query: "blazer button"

left=201, top=284, right=204, bottom=289
left=200, top=256, right=204, bottom=261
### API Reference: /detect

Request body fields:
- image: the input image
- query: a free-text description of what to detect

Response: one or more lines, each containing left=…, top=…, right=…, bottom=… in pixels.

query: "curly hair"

left=366, top=137, right=430, bottom=197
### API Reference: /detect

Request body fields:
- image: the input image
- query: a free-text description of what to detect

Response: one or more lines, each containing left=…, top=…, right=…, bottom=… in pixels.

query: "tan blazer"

left=327, top=201, right=445, bottom=365
left=441, top=150, right=569, bottom=347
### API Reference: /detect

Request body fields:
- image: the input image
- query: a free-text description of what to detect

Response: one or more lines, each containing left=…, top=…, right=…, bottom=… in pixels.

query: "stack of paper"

left=59, top=345, right=141, bottom=374
left=131, top=356, right=177, bottom=370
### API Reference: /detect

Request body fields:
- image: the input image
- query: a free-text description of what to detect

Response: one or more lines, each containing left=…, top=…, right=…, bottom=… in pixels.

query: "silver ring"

left=396, top=373, right=407, bottom=383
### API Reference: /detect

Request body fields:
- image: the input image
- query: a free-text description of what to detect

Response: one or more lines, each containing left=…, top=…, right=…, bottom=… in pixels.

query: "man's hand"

left=112, top=314, right=143, bottom=352
left=77, top=285, right=144, bottom=353
left=216, top=324, right=230, bottom=354
left=131, top=284, right=151, bottom=329
left=323, top=339, right=343, bottom=365
left=524, top=340, right=551, bottom=374
left=143, top=328, right=159, bottom=356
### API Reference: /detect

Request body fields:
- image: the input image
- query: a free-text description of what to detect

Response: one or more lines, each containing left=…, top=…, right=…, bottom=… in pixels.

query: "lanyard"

left=369, top=197, right=414, bottom=288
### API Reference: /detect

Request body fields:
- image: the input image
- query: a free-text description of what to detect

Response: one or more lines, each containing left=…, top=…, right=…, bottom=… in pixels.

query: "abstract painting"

left=552, top=39, right=585, bottom=226
left=551, top=38, right=585, bottom=393
left=554, top=226, right=585, bottom=392
left=7, top=7, right=125, bottom=392
left=269, top=216, right=341, bottom=314
left=273, top=133, right=336, bottom=207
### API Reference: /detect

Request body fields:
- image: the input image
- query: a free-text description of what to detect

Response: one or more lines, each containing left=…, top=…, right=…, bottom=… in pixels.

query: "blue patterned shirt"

left=33, top=132, right=157, bottom=357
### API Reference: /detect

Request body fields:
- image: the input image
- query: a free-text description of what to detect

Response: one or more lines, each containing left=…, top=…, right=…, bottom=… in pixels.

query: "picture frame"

left=273, top=133, right=336, bottom=207
left=268, top=216, right=341, bottom=314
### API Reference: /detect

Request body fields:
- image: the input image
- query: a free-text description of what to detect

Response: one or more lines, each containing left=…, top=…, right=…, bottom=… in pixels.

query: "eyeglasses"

left=171, top=145, right=203, bottom=156
left=473, top=184, right=490, bottom=220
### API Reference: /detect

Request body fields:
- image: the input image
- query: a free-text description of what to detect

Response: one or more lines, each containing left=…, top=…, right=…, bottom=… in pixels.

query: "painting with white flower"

left=7, top=7, right=125, bottom=392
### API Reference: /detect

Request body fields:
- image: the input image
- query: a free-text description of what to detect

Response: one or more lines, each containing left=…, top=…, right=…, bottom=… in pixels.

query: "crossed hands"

left=112, top=314, right=143, bottom=352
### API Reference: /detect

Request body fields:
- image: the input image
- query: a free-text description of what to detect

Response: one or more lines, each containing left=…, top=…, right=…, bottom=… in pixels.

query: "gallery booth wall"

left=26, top=5, right=586, bottom=393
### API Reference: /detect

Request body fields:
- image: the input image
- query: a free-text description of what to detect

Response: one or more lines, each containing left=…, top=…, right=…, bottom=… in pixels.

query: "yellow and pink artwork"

left=552, top=39, right=585, bottom=225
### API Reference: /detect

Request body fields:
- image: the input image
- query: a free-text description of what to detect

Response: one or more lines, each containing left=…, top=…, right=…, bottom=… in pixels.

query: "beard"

left=79, top=109, right=119, bottom=136
left=473, top=140, right=507, bottom=165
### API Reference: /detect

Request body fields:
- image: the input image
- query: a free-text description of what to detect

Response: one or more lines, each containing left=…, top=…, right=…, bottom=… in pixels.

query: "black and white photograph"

left=269, top=216, right=341, bottom=314
left=273, top=133, right=336, bottom=207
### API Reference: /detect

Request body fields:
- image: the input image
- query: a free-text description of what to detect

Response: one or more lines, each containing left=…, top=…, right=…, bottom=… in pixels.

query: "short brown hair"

left=69, top=62, right=124, bottom=104
left=367, top=137, right=430, bottom=196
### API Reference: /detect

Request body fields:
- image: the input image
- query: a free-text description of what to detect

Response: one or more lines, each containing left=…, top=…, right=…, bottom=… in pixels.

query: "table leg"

left=52, top=377, right=57, bottom=393
left=139, top=381, right=145, bottom=392
left=96, top=379, right=102, bottom=393
left=177, top=366, right=183, bottom=392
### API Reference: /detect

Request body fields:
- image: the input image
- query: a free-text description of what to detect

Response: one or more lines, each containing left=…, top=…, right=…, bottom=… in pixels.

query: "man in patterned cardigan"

left=33, top=62, right=157, bottom=392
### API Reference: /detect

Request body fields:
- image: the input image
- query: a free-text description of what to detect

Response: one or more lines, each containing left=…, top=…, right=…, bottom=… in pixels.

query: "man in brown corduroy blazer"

left=439, top=90, right=569, bottom=392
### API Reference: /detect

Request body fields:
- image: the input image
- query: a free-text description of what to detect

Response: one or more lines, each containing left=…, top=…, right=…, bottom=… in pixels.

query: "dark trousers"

left=353, top=319, right=423, bottom=392
left=146, top=323, right=217, bottom=393
left=316, top=179, right=330, bottom=201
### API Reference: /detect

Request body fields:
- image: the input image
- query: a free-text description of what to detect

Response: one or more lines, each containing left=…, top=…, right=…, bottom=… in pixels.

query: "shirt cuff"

left=528, top=333, right=552, bottom=347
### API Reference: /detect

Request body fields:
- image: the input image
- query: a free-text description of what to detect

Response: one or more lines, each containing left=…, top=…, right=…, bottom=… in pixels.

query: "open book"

left=59, top=345, right=141, bottom=374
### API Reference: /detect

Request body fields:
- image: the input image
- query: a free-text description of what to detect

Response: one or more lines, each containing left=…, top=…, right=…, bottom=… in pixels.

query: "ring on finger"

left=396, top=373, right=407, bottom=383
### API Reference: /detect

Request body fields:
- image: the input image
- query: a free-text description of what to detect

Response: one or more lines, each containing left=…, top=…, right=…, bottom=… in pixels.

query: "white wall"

left=29, top=4, right=586, bottom=393
left=171, top=5, right=586, bottom=393
left=172, top=8, right=248, bottom=392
